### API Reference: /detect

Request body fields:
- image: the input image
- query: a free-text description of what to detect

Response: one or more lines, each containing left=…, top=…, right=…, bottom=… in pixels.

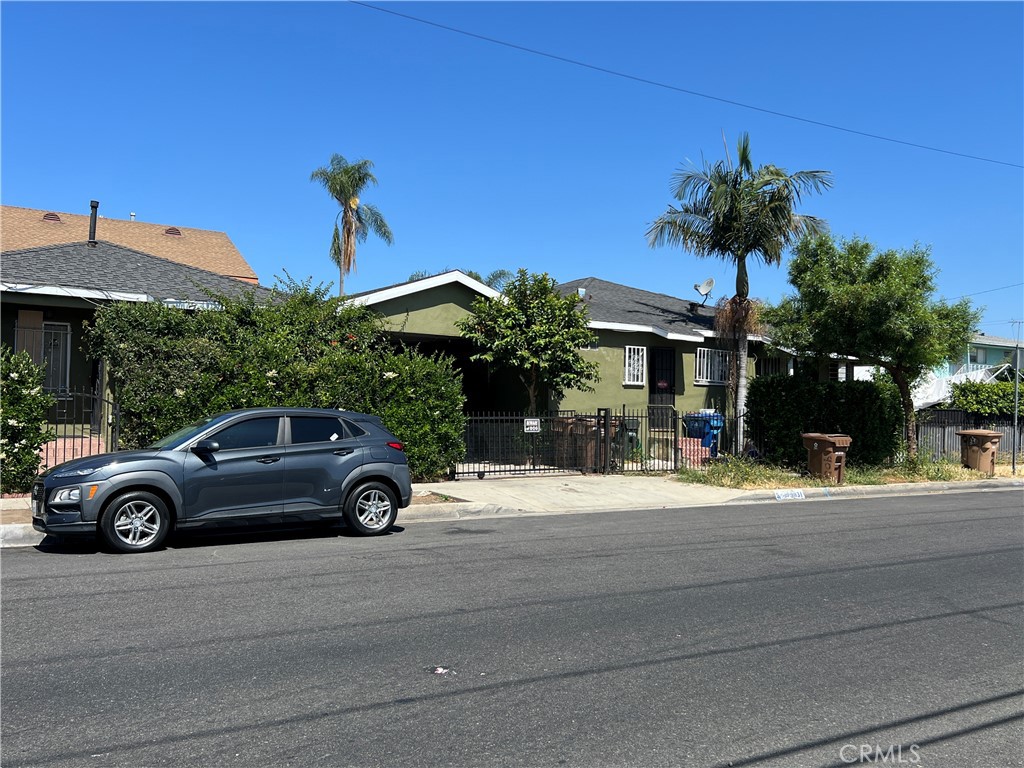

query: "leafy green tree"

left=310, top=154, right=393, bottom=296
left=456, top=269, right=599, bottom=414
left=647, top=132, right=832, bottom=449
left=763, top=235, right=980, bottom=458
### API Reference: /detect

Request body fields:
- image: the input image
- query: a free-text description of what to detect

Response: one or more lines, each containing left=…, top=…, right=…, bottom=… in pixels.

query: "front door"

left=42, top=322, right=71, bottom=393
left=649, top=348, right=675, bottom=429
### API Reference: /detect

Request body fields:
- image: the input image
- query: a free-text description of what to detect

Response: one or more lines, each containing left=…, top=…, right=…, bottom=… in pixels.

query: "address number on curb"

left=523, top=419, right=541, bottom=433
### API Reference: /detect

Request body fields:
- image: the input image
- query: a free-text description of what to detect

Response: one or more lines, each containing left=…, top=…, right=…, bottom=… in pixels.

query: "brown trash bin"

left=801, top=433, right=853, bottom=484
left=955, top=429, right=1002, bottom=476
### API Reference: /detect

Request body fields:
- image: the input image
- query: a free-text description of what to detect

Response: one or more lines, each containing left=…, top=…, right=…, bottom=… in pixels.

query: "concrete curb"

left=729, top=477, right=1023, bottom=504
left=1, top=524, right=45, bottom=549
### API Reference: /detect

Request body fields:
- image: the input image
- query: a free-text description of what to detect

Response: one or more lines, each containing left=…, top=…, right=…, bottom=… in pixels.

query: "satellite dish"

left=693, top=277, right=715, bottom=305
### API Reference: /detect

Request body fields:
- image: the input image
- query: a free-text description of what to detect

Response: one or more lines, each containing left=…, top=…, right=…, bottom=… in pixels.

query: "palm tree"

left=310, top=154, right=393, bottom=296
left=646, top=133, right=832, bottom=450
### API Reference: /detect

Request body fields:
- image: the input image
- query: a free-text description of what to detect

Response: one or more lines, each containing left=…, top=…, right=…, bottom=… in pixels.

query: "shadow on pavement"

left=32, top=523, right=405, bottom=554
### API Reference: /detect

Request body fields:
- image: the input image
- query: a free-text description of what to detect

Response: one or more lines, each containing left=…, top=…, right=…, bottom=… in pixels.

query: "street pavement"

left=2, top=472, right=1021, bottom=548
left=2, top=490, right=1021, bottom=767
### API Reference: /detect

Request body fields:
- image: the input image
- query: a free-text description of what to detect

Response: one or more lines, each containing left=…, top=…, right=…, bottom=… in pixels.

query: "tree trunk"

left=736, top=330, right=749, bottom=452
left=338, top=267, right=345, bottom=297
left=522, top=370, right=538, bottom=416
left=735, top=256, right=750, bottom=301
left=891, top=371, right=918, bottom=460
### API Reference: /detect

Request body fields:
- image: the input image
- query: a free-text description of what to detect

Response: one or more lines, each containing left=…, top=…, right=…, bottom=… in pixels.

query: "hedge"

left=747, top=376, right=903, bottom=467
left=84, top=279, right=466, bottom=481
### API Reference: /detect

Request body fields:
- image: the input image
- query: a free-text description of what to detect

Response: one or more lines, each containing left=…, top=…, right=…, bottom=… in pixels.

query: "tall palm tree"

left=310, top=154, right=393, bottom=296
left=646, top=133, right=832, bottom=450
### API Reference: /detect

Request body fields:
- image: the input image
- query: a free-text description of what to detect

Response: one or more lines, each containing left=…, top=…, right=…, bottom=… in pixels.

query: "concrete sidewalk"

left=4, top=473, right=1020, bottom=548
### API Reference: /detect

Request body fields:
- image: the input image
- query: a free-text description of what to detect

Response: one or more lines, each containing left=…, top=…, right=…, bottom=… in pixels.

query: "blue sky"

left=3, top=1, right=1022, bottom=338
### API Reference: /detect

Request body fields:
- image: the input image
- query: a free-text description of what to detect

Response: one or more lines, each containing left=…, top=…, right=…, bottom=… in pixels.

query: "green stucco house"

left=349, top=271, right=793, bottom=417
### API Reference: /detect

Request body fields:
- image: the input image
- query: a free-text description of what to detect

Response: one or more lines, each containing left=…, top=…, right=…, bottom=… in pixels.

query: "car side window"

left=340, top=419, right=368, bottom=437
left=290, top=416, right=350, bottom=445
left=211, top=417, right=281, bottom=450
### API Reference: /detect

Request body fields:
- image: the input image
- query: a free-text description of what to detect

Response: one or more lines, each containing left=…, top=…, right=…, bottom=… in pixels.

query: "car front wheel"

left=344, top=482, right=398, bottom=535
left=100, top=491, right=170, bottom=553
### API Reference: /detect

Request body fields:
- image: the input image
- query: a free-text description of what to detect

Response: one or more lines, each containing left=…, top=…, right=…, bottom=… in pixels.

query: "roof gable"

left=0, top=205, right=257, bottom=283
left=346, top=270, right=501, bottom=306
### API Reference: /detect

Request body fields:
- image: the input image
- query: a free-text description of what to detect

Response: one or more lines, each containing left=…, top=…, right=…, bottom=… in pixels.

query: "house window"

left=828, top=361, right=850, bottom=382
left=695, top=347, right=732, bottom=386
left=969, top=347, right=986, bottom=365
left=756, top=356, right=792, bottom=378
left=624, top=346, right=646, bottom=386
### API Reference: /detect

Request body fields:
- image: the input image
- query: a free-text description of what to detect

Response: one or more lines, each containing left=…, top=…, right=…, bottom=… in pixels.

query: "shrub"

left=84, top=278, right=466, bottom=482
left=948, top=380, right=1017, bottom=416
left=747, top=376, right=902, bottom=467
left=0, top=348, right=55, bottom=493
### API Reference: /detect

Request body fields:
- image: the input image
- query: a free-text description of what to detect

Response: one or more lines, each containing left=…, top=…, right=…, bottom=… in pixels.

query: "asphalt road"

left=2, top=489, right=1022, bottom=768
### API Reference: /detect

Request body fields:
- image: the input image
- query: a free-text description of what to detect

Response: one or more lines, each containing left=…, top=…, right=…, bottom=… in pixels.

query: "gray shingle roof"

left=558, top=277, right=717, bottom=336
left=1, top=242, right=274, bottom=303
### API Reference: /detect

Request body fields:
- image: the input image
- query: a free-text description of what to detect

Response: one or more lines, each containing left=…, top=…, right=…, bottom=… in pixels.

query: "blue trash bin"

left=684, top=413, right=708, bottom=443
left=707, top=412, right=725, bottom=457
left=685, top=411, right=724, bottom=457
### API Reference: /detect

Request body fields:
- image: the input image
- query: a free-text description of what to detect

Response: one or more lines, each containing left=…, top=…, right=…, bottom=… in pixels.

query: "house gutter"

left=1, top=282, right=154, bottom=303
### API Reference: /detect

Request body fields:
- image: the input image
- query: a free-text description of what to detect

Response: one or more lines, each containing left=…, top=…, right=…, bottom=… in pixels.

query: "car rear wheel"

left=344, top=482, right=397, bottom=535
left=100, top=492, right=170, bottom=553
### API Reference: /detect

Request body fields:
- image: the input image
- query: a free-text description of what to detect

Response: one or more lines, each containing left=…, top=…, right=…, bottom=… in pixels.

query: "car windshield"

left=148, top=415, right=222, bottom=449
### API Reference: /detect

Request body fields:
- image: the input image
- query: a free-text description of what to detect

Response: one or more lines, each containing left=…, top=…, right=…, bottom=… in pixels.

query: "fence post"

left=598, top=408, right=611, bottom=474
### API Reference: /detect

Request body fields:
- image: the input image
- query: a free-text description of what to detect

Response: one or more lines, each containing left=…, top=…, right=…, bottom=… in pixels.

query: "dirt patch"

left=411, top=492, right=464, bottom=505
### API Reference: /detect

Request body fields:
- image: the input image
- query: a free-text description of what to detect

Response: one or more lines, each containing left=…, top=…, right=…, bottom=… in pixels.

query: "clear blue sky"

left=3, top=1, right=1022, bottom=338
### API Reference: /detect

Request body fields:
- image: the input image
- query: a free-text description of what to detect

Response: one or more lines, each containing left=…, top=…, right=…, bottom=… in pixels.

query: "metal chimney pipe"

left=88, top=200, right=99, bottom=246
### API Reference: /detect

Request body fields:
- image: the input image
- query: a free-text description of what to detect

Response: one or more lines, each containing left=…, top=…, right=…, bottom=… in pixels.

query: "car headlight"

left=50, top=487, right=81, bottom=504
left=52, top=467, right=99, bottom=478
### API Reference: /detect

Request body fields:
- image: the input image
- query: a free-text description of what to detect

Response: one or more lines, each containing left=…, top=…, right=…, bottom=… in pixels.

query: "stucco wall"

left=555, top=330, right=734, bottom=414
left=371, top=283, right=479, bottom=337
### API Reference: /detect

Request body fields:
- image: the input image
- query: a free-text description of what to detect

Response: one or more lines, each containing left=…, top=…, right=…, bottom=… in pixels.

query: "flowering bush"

left=0, top=348, right=55, bottom=493
left=85, top=277, right=466, bottom=481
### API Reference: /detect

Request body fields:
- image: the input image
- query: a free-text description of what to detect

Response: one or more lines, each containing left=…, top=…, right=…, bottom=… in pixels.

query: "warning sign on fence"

left=523, top=418, right=541, bottom=433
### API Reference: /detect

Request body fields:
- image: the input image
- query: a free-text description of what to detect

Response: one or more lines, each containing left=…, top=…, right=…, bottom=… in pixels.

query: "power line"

left=953, top=283, right=1024, bottom=299
left=348, top=1, right=1023, bottom=170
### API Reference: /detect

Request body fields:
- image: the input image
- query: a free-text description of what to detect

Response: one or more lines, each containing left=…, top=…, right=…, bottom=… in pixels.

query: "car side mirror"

left=192, top=439, right=220, bottom=454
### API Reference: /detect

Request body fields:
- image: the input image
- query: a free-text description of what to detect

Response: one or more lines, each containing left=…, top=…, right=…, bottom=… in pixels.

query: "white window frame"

left=623, top=345, right=647, bottom=386
left=694, top=347, right=733, bottom=386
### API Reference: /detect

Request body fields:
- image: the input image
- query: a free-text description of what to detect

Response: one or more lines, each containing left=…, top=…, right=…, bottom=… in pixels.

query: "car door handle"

left=333, top=448, right=355, bottom=456
left=256, top=456, right=281, bottom=464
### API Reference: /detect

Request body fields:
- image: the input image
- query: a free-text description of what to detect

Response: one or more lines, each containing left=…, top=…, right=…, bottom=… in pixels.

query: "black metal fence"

left=457, top=407, right=742, bottom=477
left=40, top=389, right=120, bottom=470
left=916, top=409, right=1022, bottom=462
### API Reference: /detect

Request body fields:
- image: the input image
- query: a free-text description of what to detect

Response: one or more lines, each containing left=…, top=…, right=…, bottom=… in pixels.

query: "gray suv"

left=32, top=408, right=412, bottom=553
